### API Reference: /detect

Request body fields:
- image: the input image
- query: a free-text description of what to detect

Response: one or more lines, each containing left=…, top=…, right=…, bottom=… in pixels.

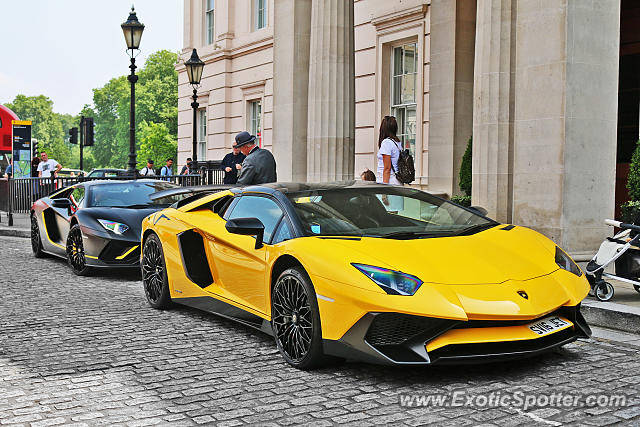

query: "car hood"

left=329, top=225, right=558, bottom=285
left=80, top=207, right=163, bottom=236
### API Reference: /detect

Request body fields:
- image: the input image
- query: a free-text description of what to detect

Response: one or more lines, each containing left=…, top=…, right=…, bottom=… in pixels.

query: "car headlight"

left=555, top=246, right=582, bottom=277
left=97, top=219, right=129, bottom=235
left=352, top=263, right=423, bottom=296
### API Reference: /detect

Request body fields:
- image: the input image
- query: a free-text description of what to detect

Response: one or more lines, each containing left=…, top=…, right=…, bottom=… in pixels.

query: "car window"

left=70, top=186, right=85, bottom=207
left=227, top=195, right=284, bottom=243
left=272, top=219, right=293, bottom=244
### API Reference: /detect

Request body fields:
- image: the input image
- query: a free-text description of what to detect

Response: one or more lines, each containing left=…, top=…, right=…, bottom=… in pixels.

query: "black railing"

left=1, top=167, right=226, bottom=217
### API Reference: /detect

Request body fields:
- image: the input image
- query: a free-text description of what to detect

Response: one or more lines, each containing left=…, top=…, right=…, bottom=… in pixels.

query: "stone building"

left=178, top=0, right=633, bottom=256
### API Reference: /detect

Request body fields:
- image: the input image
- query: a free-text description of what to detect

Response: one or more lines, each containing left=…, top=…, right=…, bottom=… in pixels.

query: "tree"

left=6, top=95, right=71, bottom=165
left=627, top=140, right=640, bottom=202
left=89, top=50, right=178, bottom=169
left=137, top=121, right=177, bottom=170
left=459, top=136, right=472, bottom=196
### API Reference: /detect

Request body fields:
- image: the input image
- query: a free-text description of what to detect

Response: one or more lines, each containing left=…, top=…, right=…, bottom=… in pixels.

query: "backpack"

left=392, top=142, right=415, bottom=184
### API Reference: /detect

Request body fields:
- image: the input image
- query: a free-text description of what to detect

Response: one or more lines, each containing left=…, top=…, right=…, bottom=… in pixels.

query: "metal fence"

left=1, top=166, right=226, bottom=219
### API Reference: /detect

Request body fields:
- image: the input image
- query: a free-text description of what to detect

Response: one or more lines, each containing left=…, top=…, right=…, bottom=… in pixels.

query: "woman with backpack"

left=376, top=115, right=403, bottom=186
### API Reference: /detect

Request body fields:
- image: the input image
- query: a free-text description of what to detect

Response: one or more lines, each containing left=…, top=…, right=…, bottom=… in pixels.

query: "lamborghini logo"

left=517, top=291, right=529, bottom=300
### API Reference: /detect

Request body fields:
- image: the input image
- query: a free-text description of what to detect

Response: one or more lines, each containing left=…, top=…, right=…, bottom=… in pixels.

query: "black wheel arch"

left=271, top=255, right=304, bottom=290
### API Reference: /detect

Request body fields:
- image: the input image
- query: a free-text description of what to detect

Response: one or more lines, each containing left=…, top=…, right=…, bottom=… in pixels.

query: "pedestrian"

left=376, top=116, right=403, bottom=186
left=160, top=158, right=174, bottom=181
left=220, top=143, right=246, bottom=184
left=360, top=168, right=376, bottom=182
left=37, top=151, right=62, bottom=194
left=37, top=151, right=62, bottom=178
left=376, top=116, right=404, bottom=210
left=180, top=158, right=194, bottom=175
left=235, top=131, right=277, bottom=185
left=140, top=159, right=156, bottom=176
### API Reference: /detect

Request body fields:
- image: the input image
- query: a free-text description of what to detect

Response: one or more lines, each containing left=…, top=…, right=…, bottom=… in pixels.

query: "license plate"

left=527, top=316, right=570, bottom=336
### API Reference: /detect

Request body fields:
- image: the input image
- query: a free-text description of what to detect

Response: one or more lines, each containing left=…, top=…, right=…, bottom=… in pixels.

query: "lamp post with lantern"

left=121, top=6, right=145, bottom=175
left=184, top=49, right=205, bottom=167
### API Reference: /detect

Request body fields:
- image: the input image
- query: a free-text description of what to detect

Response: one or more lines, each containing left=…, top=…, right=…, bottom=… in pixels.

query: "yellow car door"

left=208, top=194, right=286, bottom=315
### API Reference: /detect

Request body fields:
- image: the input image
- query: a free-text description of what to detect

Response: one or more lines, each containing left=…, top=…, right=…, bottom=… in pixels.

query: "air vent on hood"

left=501, top=225, right=516, bottom=231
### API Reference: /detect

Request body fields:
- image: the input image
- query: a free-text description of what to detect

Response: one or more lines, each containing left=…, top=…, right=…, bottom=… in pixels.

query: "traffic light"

left=83, top=117, right=94, bottom=146
left=32, top=139, right=38, bottom=157
left=69, top=127, right=78, bottom=145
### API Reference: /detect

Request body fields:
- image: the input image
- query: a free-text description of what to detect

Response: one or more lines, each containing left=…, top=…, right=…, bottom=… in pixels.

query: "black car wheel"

left=272, top=266, right=325, bottom=369
left=31, top=214, right=45, bottom=258
left=66, top=224, right=92, bottom=276
left=142, top=233, right=172, bottom=309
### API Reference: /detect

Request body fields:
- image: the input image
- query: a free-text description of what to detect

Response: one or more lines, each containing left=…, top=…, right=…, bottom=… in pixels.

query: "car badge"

left=517, top=291, right=528, bottom=300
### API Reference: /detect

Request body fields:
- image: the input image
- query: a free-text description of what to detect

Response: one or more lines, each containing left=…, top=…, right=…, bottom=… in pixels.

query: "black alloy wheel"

left=272, top=266, right=325, bottom=369
left=31, top=214, right=45, bottom=258
left=142, top=233, right=171, bottom=309
left=66, top=224, right=91, bottom=276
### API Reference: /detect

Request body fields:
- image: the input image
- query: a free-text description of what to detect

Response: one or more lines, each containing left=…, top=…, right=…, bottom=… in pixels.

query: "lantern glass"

left=185, top=49, right=205, bottom=86
left=121, top=8, right=145, bottom=50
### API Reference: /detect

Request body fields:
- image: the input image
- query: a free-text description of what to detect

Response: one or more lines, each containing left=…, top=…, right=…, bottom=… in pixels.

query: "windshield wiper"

left=452, top=223, right=497, bottom=236
left=120, top=203, right=154, bottom=209
left=373, top=230, right=438, bottom=239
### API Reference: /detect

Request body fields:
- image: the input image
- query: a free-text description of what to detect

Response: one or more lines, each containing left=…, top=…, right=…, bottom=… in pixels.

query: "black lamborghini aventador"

left=30, top=179, right=180, bottom=275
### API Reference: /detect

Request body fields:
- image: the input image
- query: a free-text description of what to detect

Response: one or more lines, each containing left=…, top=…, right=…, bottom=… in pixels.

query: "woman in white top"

left=376, top=115, right=403, bottom=185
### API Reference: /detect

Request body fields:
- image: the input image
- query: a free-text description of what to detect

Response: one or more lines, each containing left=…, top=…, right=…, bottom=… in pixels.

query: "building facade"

left=178, top=0, right=629, bottom=256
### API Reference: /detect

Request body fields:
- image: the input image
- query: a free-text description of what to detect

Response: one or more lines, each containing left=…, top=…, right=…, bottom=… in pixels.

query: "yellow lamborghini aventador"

left=140, top=182, right=591, bottom=369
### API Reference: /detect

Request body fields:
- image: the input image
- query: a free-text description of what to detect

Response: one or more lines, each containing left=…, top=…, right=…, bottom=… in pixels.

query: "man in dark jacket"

left=220, top=145, right=245, bottom=184
left=235, top=131, right=277, bottom=185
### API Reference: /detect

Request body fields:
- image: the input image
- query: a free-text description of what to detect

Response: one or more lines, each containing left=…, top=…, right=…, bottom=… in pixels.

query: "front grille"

left=99, top=241, right=140, bottom=263
left=365, top=313, right=456, bottom=346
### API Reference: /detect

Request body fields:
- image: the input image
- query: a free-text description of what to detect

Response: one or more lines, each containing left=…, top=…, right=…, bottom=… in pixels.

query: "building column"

left=427, top=0, right=476, bottom=196
left=306, top=0, right=355, bottom=182
left=472, top=0, right=620, bottom=255
left=272, top=0, right=312, bottom=181
left=471, top=0, right=514, bottom=223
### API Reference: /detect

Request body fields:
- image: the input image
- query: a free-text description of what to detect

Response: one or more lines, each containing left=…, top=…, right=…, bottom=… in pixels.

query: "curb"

left=582, top=300, right=640, bottom=335
left=0, top=228, right=30, bottom=238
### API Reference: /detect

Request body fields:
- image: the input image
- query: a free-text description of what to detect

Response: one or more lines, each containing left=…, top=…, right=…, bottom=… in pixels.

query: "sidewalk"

left=1, top=213, right=637, bottom=335
left=0, top=212, right=30, bottom=238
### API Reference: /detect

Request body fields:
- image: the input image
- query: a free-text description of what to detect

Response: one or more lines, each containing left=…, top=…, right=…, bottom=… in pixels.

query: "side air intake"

left=177, top=230, right=213, bottom=288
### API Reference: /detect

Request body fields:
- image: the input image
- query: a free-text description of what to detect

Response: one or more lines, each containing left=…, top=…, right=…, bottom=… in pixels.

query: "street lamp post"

left=185, top=49, right=205, bottom=167
left=121, top=6, right=145, bottom=176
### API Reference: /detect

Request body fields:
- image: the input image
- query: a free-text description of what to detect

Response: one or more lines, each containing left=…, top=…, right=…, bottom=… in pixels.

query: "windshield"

left=287, top=188, right=496, bottom=239
left=87, top=182, right=180, bottom=208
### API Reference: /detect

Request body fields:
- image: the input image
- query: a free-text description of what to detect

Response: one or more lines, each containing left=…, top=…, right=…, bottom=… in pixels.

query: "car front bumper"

left=322, top=304, right=591, bottom=366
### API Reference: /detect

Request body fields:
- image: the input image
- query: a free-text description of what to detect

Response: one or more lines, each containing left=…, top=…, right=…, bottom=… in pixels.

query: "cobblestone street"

left=1, top=235, right=639, bottom=426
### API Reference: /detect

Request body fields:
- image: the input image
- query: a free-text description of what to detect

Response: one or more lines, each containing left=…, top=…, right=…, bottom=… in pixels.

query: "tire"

left=595, top=281, right=614, bottom=302
left=66, top=224, right=92, bottom=276
left=634, top=285, right=640, bottom=294
left=271, top=266, right=326, bottom=370
left=31, top=214, right=45, bottom=258
left=142, top=233, right=172, bottom=309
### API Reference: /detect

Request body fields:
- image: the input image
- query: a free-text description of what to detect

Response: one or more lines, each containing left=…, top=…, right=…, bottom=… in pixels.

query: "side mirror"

left=469, top=206, right=488, bottom=216
left=51, top=198, right=72, bottom=209
left=225, top=217, right=265, bottom=249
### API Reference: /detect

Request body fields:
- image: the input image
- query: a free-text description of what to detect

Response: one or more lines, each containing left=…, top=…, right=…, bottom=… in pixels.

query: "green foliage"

left=459, top=136, right=472, bottom=196
left=137, top=121, right=177, bottom=170
left=627, top=140, right=640, bottom=202
left=451, top=195, right=472, bottom=207
left=6, top=95, right=71, bottom=165
left=5, top=50, right=178, bottom=171
left=621, top=201, right=640, bottom=223
left=90, top=50, right=178, bottom=169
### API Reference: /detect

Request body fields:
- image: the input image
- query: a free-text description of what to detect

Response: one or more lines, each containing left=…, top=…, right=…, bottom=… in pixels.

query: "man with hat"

left=220, top=145, right=245, bottom=184
left=139, top=159, right=156, bottom=176
left=235, top=131, right=277, bottom=185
